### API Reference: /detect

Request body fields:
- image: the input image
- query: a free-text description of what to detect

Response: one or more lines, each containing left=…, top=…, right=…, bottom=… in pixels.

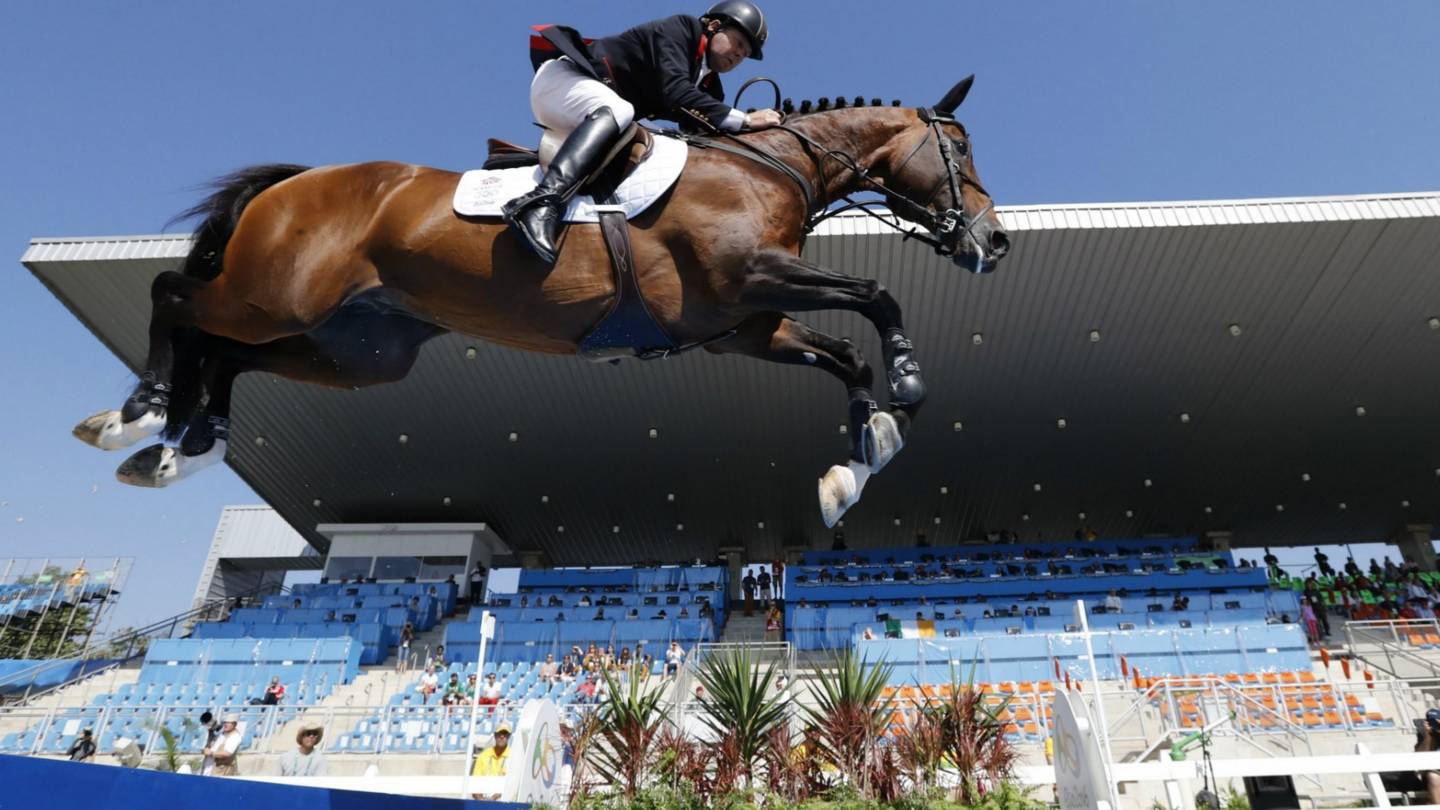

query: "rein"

left=676, top=102, right=992, bottom=267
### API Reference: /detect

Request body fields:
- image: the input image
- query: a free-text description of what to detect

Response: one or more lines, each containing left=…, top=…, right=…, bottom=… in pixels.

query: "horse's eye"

left=954, top=140, right=969, bottom=157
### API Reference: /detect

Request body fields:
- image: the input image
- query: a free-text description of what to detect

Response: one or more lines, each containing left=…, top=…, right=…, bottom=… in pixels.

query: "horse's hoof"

left=862, top=411, right=905, bottom=474
left=73, top=408, right=166, bottom=451
left=818, top=465, right=857, bottom=528
left=116, top=440, right=226, bottom=488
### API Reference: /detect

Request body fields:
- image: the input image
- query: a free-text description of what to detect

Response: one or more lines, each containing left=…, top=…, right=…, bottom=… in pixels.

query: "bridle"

left=679, top=82, right=997, bottom=273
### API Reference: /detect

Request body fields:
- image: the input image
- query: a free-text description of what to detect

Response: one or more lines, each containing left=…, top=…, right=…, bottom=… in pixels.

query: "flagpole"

left=1075, top=599, right=1119, bottom=809
left=460, top=610, right=495, bottom=799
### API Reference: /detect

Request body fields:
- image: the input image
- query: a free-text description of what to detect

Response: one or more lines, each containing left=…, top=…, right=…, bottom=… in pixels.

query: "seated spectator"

left=861, top=627, right=876, bottom=640
left=665, top=641, right=686, bottom=677
left=578, top=594, right=592, bottom=607
left=203, top=714, right=243, bottom=776
left=417, top=666, right=440, bottom=703
left=539, top=653, right=559, bottom=682
left=261, top=675, right=286, bottom=706
left=1104, top=590, right=1124, bottom=613
left=278, top=722, right=327, bottom=776
left=618, top=647, right=633, bottom=668
left=593, top=607, right=606, bottom=621
left=952, top=607, right=965, bottom=618
left=519, top=595, right=529, bottom=608
left=576, top=673, right=600, bottom=704
left=679, top=606, right=690, bottom=618
left=559, top=655, right=578, bottom=682
left=443, top=672, right=466, bottom=704
left=292, top=598, right=303, bottom=609
left=982, top=610, right=993, bottom=619
left=478, top=672, right=503, bottom=710
left=67, top=728, right=96, bottom=762
left=655, top=609, right=668, bottom=619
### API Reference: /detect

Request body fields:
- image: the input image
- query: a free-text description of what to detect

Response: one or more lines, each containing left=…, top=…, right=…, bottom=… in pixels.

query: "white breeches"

left=531, top=57, right=636, bottom=166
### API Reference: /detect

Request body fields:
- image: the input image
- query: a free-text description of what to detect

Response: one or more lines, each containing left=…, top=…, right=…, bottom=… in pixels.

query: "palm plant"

left=801, top=648, right=896, bottom=796
left=691, top=647, right=790, bottom=784
left=896, top=667, right=1020, bottom=804
left=585, top=663, right=670, bottom=800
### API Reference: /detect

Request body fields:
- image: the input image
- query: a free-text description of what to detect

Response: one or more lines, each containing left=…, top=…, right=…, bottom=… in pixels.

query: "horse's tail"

left=161, top=164, right=311, bottom=439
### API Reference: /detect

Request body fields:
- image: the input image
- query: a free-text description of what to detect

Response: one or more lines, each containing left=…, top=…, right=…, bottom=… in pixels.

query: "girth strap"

left=577, top=206, right=678, bottom=362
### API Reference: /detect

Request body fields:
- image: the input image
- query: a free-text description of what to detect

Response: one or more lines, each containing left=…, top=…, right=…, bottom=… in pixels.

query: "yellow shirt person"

left=472, top=726, right=512, bottom=777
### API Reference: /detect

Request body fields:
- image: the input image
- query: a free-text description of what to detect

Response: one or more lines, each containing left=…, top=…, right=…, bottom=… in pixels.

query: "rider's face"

left=706, top=25, right=751, bottom=73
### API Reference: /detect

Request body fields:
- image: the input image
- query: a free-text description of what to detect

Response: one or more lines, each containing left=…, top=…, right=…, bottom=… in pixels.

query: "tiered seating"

left=188, top=581, right=453, bottom=664
left=0, top=574, right=115, bottom=623
left=1139, top=672, right=1396, bottom=733
left=0, top=638, right=360, bottom=756
left=334, top=661, right=582, bottom=754
left=784, top=538, right=1297, bottom=650
left=447, top=566, right=727, bottom=664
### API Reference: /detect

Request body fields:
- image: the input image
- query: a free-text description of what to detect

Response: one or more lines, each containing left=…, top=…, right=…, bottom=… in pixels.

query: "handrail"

left=0, top=580, right=288, bottom=704
left=1344, top=619, right=1440, bottom=681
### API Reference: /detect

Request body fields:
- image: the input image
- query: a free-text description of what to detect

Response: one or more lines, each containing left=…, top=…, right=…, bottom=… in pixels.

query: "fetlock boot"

left=502, top=107, right=622, bottom=264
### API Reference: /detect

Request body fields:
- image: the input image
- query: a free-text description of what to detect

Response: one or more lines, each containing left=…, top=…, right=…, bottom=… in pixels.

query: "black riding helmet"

left=703, top=0, right=768, bottom=60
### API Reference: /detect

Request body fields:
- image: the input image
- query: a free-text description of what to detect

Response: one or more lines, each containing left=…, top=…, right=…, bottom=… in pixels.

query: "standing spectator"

left=470, top=725, right=513, bottom=800
left=261, top=675, right=286, bottom=707
left=1345, top=557, right=1362, bottom=578
left=469, top=563, right=487, bottom=606
left=771, top=558, right=785, bottom=600
left=1385, top=557, right=1401, bottom=580
left=665, top=641, right=686, bottom=677
left=417, top=665, right=440, bottom=704
left=277, top=722, right=327, bottom=776
left=742, top=569, right=757, bottom=617
left=1314, top=547, right=1335, bottom=577
left=202, top=714, right=243, bottom=776
left=756, top=568, right=773, bottom=602
left=1263, top=548, right=1281, bottom=579
left=67, top=728, right=96, bottom=762
left=1300, top=597, right=1318, bottom=641
left=398, top=623, right=415, bottom=672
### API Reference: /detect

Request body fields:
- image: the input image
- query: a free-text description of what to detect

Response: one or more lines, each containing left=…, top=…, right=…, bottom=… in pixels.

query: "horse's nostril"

left=990, top=230, right=1010, bottom=256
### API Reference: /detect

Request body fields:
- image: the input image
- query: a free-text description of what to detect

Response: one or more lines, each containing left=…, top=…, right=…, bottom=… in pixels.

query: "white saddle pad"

left=453, top=133, right=687, bottom=222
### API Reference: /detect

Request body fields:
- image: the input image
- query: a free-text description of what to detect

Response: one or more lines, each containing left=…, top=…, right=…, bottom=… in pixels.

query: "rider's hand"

left=744, top=109, right=784, bottom=130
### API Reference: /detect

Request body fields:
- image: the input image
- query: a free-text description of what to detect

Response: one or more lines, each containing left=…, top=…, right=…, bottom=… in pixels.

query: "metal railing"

left=1344, top=618, right=1440, bottom=682
left=0, top=580, right=288, bottom=706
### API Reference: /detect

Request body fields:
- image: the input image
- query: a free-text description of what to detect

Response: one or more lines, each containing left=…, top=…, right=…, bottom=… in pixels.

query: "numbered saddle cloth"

left=452, top=132, right=687, bottom=222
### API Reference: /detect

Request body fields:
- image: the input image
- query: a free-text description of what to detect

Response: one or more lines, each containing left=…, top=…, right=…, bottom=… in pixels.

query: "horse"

left=71, top=76, right=1007, bottom=527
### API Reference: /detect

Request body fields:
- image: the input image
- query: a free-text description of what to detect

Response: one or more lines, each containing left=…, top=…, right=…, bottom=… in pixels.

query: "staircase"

left=718, top=606, right=769, bottom=644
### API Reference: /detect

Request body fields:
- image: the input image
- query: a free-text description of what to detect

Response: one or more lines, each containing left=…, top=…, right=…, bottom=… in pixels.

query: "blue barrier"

left=0, top=753, right=520, bottom=810
left=802, top=538, right=1203, bottom=566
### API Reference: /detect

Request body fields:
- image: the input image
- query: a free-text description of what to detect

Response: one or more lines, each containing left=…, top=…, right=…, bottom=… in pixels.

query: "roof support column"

left=1391, top=523, right=1436, bottom=573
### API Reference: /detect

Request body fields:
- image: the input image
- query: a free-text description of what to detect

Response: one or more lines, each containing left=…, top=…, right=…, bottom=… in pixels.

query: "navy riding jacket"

left=529, top=15, right=733, bottom=131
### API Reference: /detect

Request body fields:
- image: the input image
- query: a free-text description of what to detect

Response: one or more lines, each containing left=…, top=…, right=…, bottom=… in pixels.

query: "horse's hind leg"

left=116, top=307, right=445, bottom=487
left=73, top=271, right=206, bottom=450
left=706, top=312, right=878, bottom=527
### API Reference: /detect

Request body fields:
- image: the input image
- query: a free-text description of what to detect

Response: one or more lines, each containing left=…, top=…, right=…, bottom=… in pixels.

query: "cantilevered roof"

left=22, top=192, right=1440, bottom=562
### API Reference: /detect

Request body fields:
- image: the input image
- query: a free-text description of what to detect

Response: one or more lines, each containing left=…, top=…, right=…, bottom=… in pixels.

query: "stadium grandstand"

left=10, top=192, right=1440, bottom=806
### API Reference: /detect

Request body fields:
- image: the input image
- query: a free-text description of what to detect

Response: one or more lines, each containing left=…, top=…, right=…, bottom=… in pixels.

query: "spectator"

left=1314, top=547, right=1334, bottom=577
left=757, top=568, right=773, bottom=601
left=1300, top=597, right=1320, bottom=642
left=292, top=598, right=303, bottom=609
left=665, top=641, right=686, bottom=677
left=430, top=645, right=447, bottom=669
left=578, top=594, right=592, bottom=607
left=417, top=666, right=440, bottom=704
left=1345, top=557, right=1362, bottom=578
left=443, top=673, right=466, bottom=706
left=470, top=725, right=513, bottom=800
left=539, top=653, right=559, bottom=682
left=559, top=656, right=578, bottom=682
left=398, top=623, right=415, bottom=672
left=576, top=673, right=600, bottom=704
left=278, top=722, right=327, bottom=776
left=465, top=672, right=479, bottom=699
left=1385, top=557, right=1400, bottom=580
left=698, top=600, right=715, bottom=621
left=202, top=714, right=243, bottom=776
left=618, top=647, right=633, bottom=668
left=478, top=672, right=503, bottom=710
left=861, top=627, right=876, bottom=640
left=771, top=558, right=785, bottom=599
left=742, top=570, right=757, bottom=617
left=678, top=605, right=690, bottom=618
left=469, top=563, right=487, bottom=605
left=1104, top=590, right=1124, bottom=613
left=67, top=728, right=96, bottom=762
left=261, top=675, right=286, bottom=707
left=593, top=607, right=606, bottom=621
left=765, top=604, right=783, bottom=642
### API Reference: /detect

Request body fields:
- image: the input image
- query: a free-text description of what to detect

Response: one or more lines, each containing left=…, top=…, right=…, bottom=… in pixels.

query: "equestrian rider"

left=504, top=2, right=781, bottom=265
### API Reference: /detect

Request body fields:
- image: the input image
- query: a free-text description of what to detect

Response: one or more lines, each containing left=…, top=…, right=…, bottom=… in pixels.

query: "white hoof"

left=115, top=440, right=226, bottom=488
left=862, top=411, right=905, bottom=473
left=818, top=460, right=872, bottom=528
left=73, top=408, right=166, bottom=451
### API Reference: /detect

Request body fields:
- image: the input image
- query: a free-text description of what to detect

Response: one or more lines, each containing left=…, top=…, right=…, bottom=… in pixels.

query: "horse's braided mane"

left=750, top=97, right=904, bottom=118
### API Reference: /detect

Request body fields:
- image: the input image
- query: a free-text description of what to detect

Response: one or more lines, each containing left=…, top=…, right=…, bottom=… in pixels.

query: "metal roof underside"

left=22, top=193, right=1440, bottom=562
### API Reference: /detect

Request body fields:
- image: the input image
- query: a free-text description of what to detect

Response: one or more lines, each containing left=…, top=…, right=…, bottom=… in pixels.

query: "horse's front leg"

left=705, top=312, right=880, bottom=527
left=739, top=250, right=926, bottom=473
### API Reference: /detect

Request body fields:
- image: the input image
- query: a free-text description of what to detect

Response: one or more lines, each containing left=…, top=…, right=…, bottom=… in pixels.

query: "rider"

left=504, top=2, right=783, bottom=265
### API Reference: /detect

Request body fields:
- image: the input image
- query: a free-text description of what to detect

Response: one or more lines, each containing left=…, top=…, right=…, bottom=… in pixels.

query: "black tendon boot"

left=502, top=107, right=622, bottom=264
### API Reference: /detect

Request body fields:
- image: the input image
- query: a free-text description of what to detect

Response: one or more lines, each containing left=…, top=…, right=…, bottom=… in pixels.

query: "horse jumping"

left=72, top=77, right=1008, bottom=527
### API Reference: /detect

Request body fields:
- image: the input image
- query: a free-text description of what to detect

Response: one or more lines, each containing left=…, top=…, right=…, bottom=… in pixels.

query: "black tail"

left=161, top=164, right=311, bottom=439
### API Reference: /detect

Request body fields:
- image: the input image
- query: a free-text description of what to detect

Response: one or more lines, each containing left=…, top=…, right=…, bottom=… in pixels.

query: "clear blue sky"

left=2, top=1, right=1437, bottom=633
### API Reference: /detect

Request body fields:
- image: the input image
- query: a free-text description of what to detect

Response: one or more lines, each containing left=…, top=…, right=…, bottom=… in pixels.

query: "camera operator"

left=1382, top=708, right=1440, bottom=802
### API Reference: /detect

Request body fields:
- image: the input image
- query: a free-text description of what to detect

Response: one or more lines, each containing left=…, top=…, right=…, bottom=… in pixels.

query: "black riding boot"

left=502, top=107, right=622, bottom=265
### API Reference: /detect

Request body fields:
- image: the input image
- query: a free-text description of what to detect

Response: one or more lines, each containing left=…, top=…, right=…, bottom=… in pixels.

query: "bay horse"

left=71, top=76, right=1007, bottom=527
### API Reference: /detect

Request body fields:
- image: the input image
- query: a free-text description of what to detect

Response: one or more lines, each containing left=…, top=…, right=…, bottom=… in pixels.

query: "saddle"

left=483, top=123, right=654, bottom=200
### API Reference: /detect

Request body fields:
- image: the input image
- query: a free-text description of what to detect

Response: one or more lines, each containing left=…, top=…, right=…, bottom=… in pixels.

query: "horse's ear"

left=935, top=75, right=975, bottom=114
